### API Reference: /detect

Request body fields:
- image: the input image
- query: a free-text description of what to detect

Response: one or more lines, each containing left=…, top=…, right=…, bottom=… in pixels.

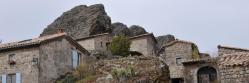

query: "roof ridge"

left=218, top=45, right=249, bottom=51
left=0, top=32, right=67, bottom=50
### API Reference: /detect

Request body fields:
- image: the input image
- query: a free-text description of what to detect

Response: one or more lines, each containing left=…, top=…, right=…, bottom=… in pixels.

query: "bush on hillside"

left=109, top=35, right=131, bottom=57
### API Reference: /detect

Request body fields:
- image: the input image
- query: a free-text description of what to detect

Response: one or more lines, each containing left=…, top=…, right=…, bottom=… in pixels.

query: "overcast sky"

left=0, top=0, right=249, bottom=54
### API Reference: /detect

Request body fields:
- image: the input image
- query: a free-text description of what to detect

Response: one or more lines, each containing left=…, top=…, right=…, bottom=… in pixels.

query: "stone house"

left=160, top=40, right=202, bottom=83
left=218, top=45, right=249, bottom=83
left=130, top=33, right=157, bottom=57
left=76, top=33, right=112, bottom=56
left=0, top=33, right=90, bottom=83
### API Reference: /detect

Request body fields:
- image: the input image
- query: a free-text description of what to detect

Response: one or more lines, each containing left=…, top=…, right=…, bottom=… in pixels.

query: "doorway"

left=197, top=66, right=217, bottom=83
left=171, top=78, right=184, bottom=83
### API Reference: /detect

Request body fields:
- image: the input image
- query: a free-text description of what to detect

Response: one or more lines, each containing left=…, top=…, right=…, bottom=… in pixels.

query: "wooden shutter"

left=16, top=73, right=21, bottom=83
left=72, top=50, right=78, bottom=69
left=1, top=75, right=6, bottom=83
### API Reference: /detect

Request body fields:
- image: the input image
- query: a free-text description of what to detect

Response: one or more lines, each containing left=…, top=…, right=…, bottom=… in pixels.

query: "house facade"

left=0, top=33, right=90, bottom=83
left=160, top=40, right=219, bottom=83
left=160, top=40, right=198, bottom=83
left=130, top=33, right=157, bottom=57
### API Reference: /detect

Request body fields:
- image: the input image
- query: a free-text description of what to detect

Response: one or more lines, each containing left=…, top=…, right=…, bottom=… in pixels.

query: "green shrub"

left=111, top=65, right=135, bottom=78
left=192, top=44, right=200, bottom=59
left=110, top=35, right=131, bottom=57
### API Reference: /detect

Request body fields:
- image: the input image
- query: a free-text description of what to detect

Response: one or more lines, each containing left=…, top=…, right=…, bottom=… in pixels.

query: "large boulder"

left=129, top=25, right=147, bottom=36
left=110, top=22, right=148, bottom=37
left=40, top=4, right=111, bottom=39
left=110, top=22, right=130, bottom=36
left=156, top=34, right=175, bottom=49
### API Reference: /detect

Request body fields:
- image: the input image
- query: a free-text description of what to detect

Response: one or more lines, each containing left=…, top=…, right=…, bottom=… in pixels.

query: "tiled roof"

left=129, top=33, right=157, bottom=43
left=0, top=33, right=66, bottom=51
left=219, top=52, right=249, bottom=66
left=182, top=58, right=216, bottom=64
left=163, top=40, right=194, bottom=47
left=218, top=45, right=249, bottom=51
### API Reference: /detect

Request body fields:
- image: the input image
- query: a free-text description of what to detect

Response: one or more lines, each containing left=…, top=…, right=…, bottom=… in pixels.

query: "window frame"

left=176, top=57, right=182, bottom=65
left=7, top=73, right=16, bottom=83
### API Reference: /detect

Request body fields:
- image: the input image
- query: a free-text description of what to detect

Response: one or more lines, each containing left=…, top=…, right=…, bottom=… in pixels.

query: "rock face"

left=40, top=4, right=111, bottom=39
left=110, top=22, right=130, bottom=36
left=110, top=22, right=148, bottom=37
left=156, top=35, right=175, bottom=49
left=129, top=25, right=147, bottom=36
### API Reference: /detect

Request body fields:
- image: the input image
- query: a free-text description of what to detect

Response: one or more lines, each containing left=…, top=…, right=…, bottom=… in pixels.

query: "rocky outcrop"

left=110, top=22, right=130, bottom=36
left=110, top=22, right=148, bottom=37
left=129, top=25, right=147, bottom=36
left=156, top=35, right=175, bottom=49
left=40, top=4, right=111, bottom=39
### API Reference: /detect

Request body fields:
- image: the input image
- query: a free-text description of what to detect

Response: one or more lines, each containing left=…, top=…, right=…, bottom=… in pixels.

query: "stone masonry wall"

left=94, top=35, right=112, bottom=53
left=38, top=38, right=87, bottom=83
left=219, top=66, right=249, bottom=83
left=77, top=35, right=111, bottom=54
left=164, top=43, right=193, bottom=78
left=0, top=47, right=40, bottom=83
left=77, top=38, right=95, bottom=51
left=130, top=36, right=157, bottom=57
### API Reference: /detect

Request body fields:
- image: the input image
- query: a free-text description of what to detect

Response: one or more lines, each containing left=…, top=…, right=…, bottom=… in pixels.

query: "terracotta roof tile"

left=219, top=52, right=249, bottom=66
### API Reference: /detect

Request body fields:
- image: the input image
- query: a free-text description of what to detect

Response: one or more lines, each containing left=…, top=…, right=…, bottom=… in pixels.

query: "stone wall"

left=219, top=66, right=249, bottom=83
left=77, top=34, right=112, bottom=54
left=0, top=47, right=40, bottom=83
left=94, top=56, right=170, bottom=83
left=77, top=38, right=95, bottom=51
left=130, top=36, right=157, bottom=57
left=39, top=38, right=88, bottom=83
left=164, top=42, right=193, bottom=78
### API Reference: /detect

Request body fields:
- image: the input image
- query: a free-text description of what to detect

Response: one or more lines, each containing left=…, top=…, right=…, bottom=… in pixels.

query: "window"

left=100, top=42, right=103, bottom=47
left=8, top=54, right=15, bottom=61
left=176, top=58, right=182, bottom=65
left=72, top=49, right=79, bottom=69
left=106, top=42, right=110, bottom=50
left=8, top=54, right=16, bottom=65
left=7, top=74, right=16, bottom=83
left=1, top=73, right=21, bottom=83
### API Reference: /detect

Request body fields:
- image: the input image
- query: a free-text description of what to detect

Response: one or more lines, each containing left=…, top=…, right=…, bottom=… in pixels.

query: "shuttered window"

left=15, top=73, right=21, bottom=83
left=72, top=49, right=79, bottom=69
left=1, top=75, right=6, bottom=83
left=0, top=73, right=21, bottom=83
left=7, top=74, right=16, bottom=83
